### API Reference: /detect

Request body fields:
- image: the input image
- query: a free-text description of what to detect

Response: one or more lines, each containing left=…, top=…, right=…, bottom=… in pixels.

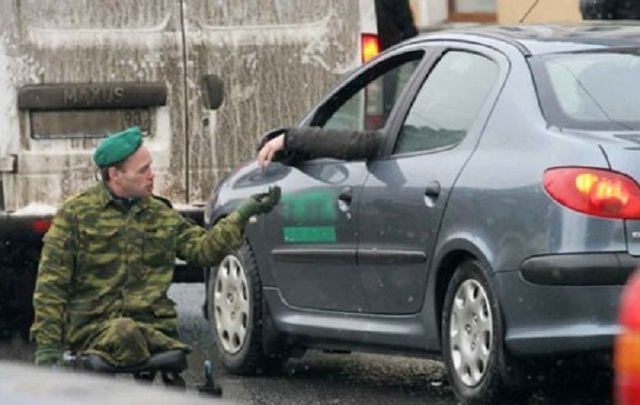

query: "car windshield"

left=531, top=50, right=640, bottom=131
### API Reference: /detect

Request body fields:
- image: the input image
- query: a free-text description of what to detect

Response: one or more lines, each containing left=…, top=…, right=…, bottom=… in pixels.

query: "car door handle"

left=338, top=187, right=353, bottom=203
left=337, top=187, right=353, bottom=214
left=424, top=181, right=441, bottom=198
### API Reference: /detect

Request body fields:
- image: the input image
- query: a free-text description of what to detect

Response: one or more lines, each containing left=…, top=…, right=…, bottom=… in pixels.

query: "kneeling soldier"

left=31, top=126, right=280, bottom=367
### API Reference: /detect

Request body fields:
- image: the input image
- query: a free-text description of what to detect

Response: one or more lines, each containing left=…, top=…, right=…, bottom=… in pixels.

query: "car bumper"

left=496, top=254, right=636, bottom=356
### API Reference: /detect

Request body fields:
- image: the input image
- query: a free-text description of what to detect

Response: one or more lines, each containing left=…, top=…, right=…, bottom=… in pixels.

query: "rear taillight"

left=361, top=33, right=379, bottom=63
left=615, top=272, right=640, bottom=405
left=543, top=167, right=640, bottom=219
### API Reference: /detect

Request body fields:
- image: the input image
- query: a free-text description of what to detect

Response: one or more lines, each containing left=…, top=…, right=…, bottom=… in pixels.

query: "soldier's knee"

left=112, top=317, right=142, bottom=340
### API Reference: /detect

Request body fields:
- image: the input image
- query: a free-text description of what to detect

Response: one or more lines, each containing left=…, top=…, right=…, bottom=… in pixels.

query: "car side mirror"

left=202, top=74, right=224, bottom=110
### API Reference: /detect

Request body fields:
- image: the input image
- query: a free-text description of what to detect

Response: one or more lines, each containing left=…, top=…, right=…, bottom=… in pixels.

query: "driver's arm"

left=257, top=127, right=384, bottom=169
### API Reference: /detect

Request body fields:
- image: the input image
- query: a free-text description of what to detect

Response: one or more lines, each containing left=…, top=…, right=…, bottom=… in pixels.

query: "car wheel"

left=207, top=242, right=286, bottom=375
left=442, top=259, right=512, bottom=404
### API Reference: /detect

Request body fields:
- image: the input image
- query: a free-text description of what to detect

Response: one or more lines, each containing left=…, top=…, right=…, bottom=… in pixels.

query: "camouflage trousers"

left=82, top=317, right=190, bottom=367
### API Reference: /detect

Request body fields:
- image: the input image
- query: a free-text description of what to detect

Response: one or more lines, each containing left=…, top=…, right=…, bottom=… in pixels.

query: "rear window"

left=531, top=51, right=640, bottom=131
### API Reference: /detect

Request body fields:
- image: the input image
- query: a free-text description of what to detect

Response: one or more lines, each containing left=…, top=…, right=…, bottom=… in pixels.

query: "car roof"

left=410, top=21, right=640, bottom=56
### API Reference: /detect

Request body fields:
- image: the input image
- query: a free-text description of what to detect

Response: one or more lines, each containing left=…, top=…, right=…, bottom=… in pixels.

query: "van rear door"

left=0, top=0, right=188, bottom=213
left=182, top=0, right=369, bottom=204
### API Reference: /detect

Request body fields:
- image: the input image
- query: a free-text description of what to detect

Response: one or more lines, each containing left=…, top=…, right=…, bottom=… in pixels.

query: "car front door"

left=357, top=46, right=505, bottom=314
left=269, top=50, right=427, bottom=312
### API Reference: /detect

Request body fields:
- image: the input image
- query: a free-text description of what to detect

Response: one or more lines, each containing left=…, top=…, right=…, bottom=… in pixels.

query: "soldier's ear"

left=107, top=166, right=120, bottom=180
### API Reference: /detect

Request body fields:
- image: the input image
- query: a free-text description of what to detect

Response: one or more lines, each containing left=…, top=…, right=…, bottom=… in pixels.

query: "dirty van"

left=0, top=0, right=378, bottom=334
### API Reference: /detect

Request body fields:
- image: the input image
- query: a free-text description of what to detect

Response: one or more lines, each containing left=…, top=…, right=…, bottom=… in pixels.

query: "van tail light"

left=543, top=167, right=640, bottom=219
left=615, top=272, right=640, bottom=405
left=361, top=33, right=380, bottom=63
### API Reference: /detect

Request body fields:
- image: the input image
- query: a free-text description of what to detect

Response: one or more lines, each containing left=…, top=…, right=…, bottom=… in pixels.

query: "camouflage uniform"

left=31, top=182, right=247, bottom=367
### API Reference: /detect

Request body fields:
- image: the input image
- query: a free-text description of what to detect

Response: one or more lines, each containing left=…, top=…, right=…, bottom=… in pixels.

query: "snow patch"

left=10, top=203, right=57, bottom=216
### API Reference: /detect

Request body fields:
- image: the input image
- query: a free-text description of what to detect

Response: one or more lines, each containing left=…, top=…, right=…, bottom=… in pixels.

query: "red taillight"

left=615, top=272, right=640, bottom=405
left=543, top=167, right=640, bottom=219
left=361, top=33, right=380, bottom=63
left=31, top=219, right=51, bottom=233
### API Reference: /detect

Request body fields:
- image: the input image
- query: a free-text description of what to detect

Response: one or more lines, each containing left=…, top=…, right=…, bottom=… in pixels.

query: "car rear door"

left=357, top=45, right=507, bottom=314
left=1, top=0, right=189, bottom=212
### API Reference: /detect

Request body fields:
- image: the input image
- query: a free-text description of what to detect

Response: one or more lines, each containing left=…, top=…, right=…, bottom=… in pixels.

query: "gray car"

left=204, top=22, right=640, bottom=404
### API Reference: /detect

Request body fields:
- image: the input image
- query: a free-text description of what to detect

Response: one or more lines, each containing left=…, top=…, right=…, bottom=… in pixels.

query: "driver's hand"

left=257, top=134, right=285, bottom=170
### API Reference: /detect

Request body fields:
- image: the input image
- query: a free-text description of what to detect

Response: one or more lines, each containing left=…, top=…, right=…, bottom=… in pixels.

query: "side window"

left=394, top=51, right=499, bottom=154
left=322, top=56, right=422, bottom=131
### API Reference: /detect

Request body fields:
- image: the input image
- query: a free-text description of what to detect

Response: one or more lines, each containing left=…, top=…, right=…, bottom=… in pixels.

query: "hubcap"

left=213, top=255, right=250, bottom=354
left=449, top=279, right=493, bottom=387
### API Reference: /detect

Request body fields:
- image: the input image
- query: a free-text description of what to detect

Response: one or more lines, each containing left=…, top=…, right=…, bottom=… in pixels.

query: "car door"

left=265, top=50, right=428, bottom=312
left=357, top=46, right=505, bottom=314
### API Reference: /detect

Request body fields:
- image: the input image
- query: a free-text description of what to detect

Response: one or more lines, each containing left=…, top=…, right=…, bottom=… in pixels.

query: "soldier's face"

left=112, top=146, right=155, bottom=199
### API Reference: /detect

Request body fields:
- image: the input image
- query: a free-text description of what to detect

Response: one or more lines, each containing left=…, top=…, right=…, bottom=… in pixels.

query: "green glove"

left=34, top=344, right=64, bottom=367
left=235, top=186, right=281, bottom=221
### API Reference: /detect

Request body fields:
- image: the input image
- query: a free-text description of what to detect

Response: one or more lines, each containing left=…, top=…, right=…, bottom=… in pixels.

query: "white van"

left=0, top=0, right=378, bottom=333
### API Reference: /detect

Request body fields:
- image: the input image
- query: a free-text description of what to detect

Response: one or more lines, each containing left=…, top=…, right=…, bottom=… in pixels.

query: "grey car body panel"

left=210, top=24, right=640, bottom=357
left=495, top=271, right=622, bottom=355
left=357, top=43, right=510, bottom=316
left=256, top=160, right=370, bottom=312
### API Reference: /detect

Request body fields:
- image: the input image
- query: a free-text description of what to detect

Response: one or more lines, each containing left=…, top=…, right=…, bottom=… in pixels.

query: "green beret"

left=93, top=126, right=143, bottom=168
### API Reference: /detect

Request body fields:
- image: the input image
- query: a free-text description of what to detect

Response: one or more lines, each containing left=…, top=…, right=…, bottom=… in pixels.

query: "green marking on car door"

left=281, top=191, right=337, bottom=222
left=283, top=226, right=337, bottom=243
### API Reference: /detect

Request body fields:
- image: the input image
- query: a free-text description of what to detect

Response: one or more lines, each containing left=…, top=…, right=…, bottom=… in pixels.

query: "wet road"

left=1, top=284, right=614, bottom=405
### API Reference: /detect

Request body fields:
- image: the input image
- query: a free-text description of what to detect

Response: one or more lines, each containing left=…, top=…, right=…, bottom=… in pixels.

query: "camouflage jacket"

left=31, top=182, right=246, bottom=349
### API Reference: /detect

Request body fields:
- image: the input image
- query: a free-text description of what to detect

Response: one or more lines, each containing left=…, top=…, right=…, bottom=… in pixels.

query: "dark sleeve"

left=284, top=127, right=384, bottom=161
left=376, top=0, right=417, bottom=50
left=392, top=0, right=418, bottom=39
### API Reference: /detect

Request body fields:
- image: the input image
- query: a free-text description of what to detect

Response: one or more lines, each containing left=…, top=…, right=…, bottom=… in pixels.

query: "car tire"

left=442, top=259, right=517, bottom=404
left=207, top=242, right=286, bottom=375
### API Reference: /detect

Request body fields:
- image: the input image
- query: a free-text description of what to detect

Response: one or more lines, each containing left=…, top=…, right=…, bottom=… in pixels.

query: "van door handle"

left=202, top=74, right=224, bottom=110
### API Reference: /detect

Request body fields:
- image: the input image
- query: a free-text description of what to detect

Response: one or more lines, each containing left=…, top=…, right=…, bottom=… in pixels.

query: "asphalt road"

left=0, top=284, right=614, bottom=405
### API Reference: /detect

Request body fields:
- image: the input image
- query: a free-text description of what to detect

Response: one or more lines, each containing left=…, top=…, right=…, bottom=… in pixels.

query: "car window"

left=394, top=51, right=499, bottom=154
left=322, top=56, right=422, bottom=131
left=531, top=51, right=640, bottom=130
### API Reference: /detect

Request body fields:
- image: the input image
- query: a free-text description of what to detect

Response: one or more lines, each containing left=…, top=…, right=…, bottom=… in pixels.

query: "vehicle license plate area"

left=30, top=109, right=151, bottom=139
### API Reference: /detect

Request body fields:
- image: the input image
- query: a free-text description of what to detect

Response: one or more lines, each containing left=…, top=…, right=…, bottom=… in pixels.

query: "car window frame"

left=291, top=45, right=438, bottom=163
left=380, top=41, right=511, bottom=159
left=307, top=47, right=432, bottom=128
